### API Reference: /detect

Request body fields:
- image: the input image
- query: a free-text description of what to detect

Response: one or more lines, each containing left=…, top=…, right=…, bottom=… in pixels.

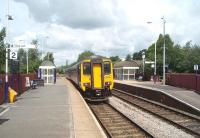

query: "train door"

left=77, top=65, right=81, bottom=86
left=92, top=63, right=102, bottom=89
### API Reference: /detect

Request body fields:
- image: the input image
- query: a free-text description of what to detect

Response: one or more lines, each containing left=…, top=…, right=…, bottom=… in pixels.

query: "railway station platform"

left=0, top=77, right=105, bottom=138
left=115, top=80, right=200, bottom=111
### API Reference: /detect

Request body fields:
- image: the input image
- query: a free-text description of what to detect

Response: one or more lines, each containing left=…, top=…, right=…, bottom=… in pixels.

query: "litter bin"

left=9, top=87, right=17, bottom=103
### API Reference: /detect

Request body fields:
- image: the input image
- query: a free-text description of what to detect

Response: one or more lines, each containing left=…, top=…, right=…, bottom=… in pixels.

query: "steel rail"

left=112, top=88, right=200, bottom=137
left=88, top=102, right=153, bottom=138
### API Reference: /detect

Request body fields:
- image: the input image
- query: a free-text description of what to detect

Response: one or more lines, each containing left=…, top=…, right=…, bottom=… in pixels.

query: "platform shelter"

left=38, top=60, right=56, bottom=84
left=114, top=61, right=140, bottom=80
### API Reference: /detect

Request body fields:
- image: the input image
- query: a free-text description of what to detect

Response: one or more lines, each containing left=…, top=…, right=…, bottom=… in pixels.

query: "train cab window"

left=104, top=61, right=111, bottom=74
left=83, top=62, right=91, bottom=75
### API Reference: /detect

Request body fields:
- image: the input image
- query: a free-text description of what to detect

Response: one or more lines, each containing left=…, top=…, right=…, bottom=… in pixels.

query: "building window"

left=104, top=61, right=111, bottom=74
left=123, top=69, right=128, bottom=74
left=83, top=62, right=91, bottom=75
left=129, top=69, right=134, bottom=74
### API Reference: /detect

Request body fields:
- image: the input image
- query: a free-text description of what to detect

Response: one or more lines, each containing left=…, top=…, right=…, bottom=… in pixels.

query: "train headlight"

left=105, top=82, right=111, bottom=86
left=83, top=82, right=90, bottom=87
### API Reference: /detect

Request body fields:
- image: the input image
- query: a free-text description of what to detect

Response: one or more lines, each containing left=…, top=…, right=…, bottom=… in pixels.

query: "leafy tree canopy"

left=132, top=49, right=146, bottom=60
left=43, top=52, right=54, bottom=63
left=0, top=27, right=6, bottom=73
left=17, top=39, right=42, bottom=73
left=110, top=56, right=121, bottom=63
left=125, top=54, right=132, bottom=61
left=77, top=50, right=94, bottom=62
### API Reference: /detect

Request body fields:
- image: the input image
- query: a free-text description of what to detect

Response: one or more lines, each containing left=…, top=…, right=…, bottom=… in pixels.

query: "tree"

left=176, top=42, right=200, bottom=73
left=132, top=49, right=146, bottom=60
left=110, top=56, right=121, bottom=63
left=43, top=52, right=54, bottom=63
left=0, top=28, right=6, bottom=73
left=17, top=39, right=42, bottom=73
left=77, top=50, right=94, bottom=62
left=128, top=34, right=200, bottom=75
left=18, top=48, right=27, bottom=73
left=146, top=34, right=174, bottom=75
left=170, top=44, right=184, bottom=72
left=28, top=39, right=42, bottom=72
left=125, top=54, right=132, bottom=61
left=57, top=65, right=66, bottom=74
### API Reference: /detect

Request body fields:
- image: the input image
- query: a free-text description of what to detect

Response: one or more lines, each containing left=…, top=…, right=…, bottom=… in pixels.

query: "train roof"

left=66, top=55, right=111, bottom=71
left=83, top=55, right=110, bottom=60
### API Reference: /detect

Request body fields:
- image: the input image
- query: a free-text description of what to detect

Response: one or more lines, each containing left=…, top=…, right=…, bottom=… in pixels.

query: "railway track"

left=112, top=88, right=200, bottom=137
left=89, top=103, right=153, bottom=138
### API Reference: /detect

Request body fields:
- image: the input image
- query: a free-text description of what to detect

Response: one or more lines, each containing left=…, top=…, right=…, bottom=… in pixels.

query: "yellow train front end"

left=80, top=56, right=113, bottom=101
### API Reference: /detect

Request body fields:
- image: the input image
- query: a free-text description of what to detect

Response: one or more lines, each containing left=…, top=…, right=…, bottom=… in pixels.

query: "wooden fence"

left=0, top=73, right=37, bottom=104
left=166, top=73, right=200, bottom=93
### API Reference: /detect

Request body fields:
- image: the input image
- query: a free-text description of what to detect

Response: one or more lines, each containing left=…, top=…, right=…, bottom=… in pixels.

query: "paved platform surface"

left=0, top=107, right=5, bottom=113
left=115, top=80, right=200, bottom=111
left=0, top=77, right=105, bottom=138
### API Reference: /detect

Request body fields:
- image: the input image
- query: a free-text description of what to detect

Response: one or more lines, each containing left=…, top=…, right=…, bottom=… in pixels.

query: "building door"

left=48, top=69, right=54, bottom=84
left=42, top=68, right=54, bottom=84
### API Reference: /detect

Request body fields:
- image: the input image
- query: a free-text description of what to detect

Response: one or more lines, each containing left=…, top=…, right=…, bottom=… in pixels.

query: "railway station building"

left=38, top=60, right=56, bottom=84
left=113, top=61, right=140, bottom=80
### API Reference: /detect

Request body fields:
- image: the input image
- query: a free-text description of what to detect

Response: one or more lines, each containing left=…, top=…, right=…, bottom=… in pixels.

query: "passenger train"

left=66, top=55, right=114, bottom=101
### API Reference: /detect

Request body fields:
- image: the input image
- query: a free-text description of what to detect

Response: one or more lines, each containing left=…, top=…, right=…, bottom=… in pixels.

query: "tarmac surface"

left=0, top=77, right=105, bottom=138
left=115, top=80, right=200, bottom=111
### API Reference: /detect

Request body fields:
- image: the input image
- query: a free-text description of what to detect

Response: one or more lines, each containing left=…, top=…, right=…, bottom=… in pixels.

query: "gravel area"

left=109, top=96, right=194, bottom=138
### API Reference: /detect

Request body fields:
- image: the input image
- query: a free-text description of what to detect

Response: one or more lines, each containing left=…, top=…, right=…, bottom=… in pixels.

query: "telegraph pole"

left=161, top=16, right=166, bottom=85
left=5, top=0, right=14, bottom=102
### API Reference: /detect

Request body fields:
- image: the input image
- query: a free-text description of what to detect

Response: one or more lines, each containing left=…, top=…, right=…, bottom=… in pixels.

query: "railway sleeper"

left=110, top=129, right=143, bottom=136
left=107, top=125, right=135, bottom=130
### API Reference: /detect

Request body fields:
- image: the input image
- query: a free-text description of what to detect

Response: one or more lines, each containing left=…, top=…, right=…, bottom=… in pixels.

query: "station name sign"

left=11, top=44, right=37, bottom=49
left=9, top=44, right=37, bottom=60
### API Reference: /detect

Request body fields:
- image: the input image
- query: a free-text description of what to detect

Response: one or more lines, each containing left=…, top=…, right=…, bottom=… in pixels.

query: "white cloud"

left=1, top=0, right=200, bottom=66
left=14, top=0, right=119, bottom=29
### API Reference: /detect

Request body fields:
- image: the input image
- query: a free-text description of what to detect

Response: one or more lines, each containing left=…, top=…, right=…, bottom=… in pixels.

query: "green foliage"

left=18, top=48, right=26, bottom=73
left=17, top=39, right=41, bottom=73
left=28, top=49, right=42, bottom=72
left=132, top=49, right=146, bottom=60
left=57, top=65, right=66, bottom=74
left=144, top=34, right=200, bottom=74
left=110, top=56, right=121, bottom=63
left=143, top=64, right=153, bottom=81
left=146, top=34, right=174, bottom=75
left=43, top=52, right=54, bottom=63
left=77, top=50, right=94, bottom=62
left=175, top=43, right=200, bottom=73
left=0, top=28, right=6, bottom=73
left=125, top=54, right=132, bottom=61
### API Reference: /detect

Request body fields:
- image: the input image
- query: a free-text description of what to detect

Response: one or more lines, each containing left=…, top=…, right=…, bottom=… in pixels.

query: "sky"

left=1, top=0, right=200, bottom=66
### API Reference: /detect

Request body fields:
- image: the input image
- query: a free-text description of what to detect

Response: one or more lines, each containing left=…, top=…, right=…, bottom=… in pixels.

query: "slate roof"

left=40, top=60, right=55, bottom=67
left=114, top=60, right=141, bottom=68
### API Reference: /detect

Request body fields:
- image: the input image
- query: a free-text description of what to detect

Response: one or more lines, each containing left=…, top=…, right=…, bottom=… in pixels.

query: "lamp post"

left=5, top=0, right=13, bottom=103
left=46, top=36, right=49, bottom=60
left=26, top=47, right=29, bottom=74
left=161, top=16, right=166, bottom=85
left=142, top=51, right=145, bottom=78
left=147, top=21, right=157, bottom=76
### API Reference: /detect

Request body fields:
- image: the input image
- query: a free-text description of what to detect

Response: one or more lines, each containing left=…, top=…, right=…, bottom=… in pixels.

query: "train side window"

left=83, top=62, right=91, bottom=75
left=104, top=61, right=111, bottom=74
